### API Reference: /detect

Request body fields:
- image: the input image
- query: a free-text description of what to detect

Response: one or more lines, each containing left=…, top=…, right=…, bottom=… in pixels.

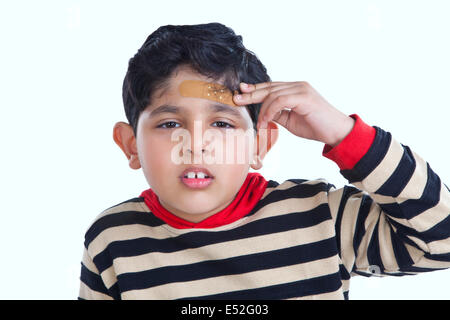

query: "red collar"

left=140, top=172, right=268, bottom=229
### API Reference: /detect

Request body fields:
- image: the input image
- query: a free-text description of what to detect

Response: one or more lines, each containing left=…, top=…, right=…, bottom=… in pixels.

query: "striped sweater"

left=79, top=120, right=450, bottom=300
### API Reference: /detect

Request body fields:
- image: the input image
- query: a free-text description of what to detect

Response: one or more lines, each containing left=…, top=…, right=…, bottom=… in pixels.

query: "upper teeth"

left=185, top=171, right=208, bottom=179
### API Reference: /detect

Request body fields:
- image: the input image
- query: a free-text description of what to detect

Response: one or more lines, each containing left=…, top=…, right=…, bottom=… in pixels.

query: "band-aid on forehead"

left=179, top=80, right=239, bottom=107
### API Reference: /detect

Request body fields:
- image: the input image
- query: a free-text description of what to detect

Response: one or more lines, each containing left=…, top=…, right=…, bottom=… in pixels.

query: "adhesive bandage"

left=179, top=80, right=239, bottom=107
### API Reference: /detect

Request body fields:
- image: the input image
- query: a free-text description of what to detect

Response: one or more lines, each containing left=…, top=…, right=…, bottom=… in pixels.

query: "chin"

left=181, top=200, right=218, bottom=214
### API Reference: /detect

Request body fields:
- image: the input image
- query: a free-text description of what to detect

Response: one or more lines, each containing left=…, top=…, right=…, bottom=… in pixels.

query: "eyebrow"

left=149, top=103, right=244, bottom=119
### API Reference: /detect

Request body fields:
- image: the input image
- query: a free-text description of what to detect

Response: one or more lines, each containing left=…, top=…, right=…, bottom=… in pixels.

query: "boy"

left=79, top=23, right=450, bottom=300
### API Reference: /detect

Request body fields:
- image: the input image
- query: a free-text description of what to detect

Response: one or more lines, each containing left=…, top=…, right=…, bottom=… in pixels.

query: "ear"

left=112, top=122, right=141, bottom=170
left=250, top=121, right=279, bottom=170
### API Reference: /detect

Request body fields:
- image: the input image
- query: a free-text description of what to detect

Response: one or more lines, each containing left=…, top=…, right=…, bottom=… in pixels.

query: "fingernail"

left=235, top=94, right=242, bottom=100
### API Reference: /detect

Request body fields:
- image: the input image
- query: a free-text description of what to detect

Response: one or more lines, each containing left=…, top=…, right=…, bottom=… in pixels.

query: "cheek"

left=216, top=162, right=250, bottom=197
left=220, top=131, right=256, bottom=165
left=204, top=132, right=255, bottom=166
left=137, top=134, right=175, bottom=174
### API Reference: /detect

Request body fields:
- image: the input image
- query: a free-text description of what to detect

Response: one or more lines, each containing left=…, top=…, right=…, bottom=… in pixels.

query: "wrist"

left=326, top=115, right=355, bottom=147
left=322, top=114, right=376, bottom=170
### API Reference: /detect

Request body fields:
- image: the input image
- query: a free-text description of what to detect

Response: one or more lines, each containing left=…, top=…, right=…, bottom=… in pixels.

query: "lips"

left=179, top=167, right=214, bottom=179
left=179, top=166, right=214, bottom=189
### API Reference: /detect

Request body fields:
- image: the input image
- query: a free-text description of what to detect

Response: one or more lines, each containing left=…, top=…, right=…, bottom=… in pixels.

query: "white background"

left=0, top=0, right=449, bottom=299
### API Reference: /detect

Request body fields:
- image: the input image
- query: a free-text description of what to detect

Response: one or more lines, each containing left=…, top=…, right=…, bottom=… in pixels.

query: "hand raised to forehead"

left=233, top=81, right=355, bottom=147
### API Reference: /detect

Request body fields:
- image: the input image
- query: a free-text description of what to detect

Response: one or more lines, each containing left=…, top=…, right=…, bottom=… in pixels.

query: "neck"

left=158, top=196, right=236, bottom=223
left=140, top=172, right=268, bottom=229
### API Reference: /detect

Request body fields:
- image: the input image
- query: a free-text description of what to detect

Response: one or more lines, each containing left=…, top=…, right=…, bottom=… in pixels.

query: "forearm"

left=325, top=115, right=450, bottom=274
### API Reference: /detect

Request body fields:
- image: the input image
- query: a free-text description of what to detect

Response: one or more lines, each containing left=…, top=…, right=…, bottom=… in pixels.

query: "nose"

left=185, top=145, right=208, bottom=165
left=186, top=130, right=207, bottom=155
left=184, top=121, right=209, bottom=163
left=187, top=148, right=206, bottom=153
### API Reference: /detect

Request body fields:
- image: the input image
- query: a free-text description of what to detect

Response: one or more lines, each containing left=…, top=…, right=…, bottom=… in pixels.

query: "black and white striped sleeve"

left=328, top=126, right=450, bottom=277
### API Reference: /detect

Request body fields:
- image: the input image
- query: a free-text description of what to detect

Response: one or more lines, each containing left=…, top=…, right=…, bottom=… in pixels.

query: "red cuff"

left=322, top=114, right=376, bottom=170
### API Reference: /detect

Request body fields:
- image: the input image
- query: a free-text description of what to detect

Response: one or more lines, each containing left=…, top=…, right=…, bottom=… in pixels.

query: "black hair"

left=122, top=22, right=270, bottom=135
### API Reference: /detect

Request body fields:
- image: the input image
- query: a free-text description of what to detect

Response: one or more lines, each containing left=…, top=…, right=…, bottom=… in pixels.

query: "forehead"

left=148, top=67, right=251, bottom=121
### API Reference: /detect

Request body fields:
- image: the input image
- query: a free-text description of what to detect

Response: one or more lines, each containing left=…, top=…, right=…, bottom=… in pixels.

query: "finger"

left=241, top=81, right=310, bottom=92
left=234, top=82, right=295, bottom=105
left=271, top=109, right=292, bottom=129
left=261, top=93, right=305, bottom=124
left=234, top=88, right=268, bottom=105
left=258, top=86, right=305, bottom=124
left=239, top=81, right=285, bottom=92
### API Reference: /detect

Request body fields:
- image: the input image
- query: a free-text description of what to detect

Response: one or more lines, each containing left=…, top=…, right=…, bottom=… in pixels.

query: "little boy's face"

left=135, top=66, right=259, bottom=222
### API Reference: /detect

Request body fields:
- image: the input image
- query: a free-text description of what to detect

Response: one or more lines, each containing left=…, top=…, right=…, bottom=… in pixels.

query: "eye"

left=157, top=121, right=181, bottom=129
left=212, top=121, right=235, bottom=129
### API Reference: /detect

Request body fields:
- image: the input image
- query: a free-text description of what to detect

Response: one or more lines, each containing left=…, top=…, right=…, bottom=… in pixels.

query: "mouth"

left=179, top=167, right=214, bottom=189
